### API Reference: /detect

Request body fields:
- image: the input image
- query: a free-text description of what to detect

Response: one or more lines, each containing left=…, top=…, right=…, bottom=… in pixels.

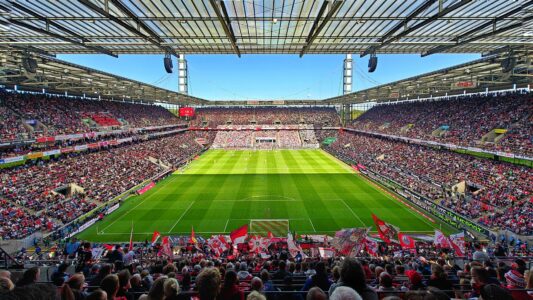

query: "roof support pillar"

left=343, top=54, right=353, bottom=95
left=178, top=55, right=188, bottom=95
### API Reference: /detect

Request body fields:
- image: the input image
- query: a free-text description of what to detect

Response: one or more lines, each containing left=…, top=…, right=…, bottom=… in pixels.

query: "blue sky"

left=58, top=53, right=480, bottom=101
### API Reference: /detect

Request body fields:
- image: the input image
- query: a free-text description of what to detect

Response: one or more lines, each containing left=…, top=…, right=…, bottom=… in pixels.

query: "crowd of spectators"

left=192, top=107, right=340, bottom=128
left=0, top=126, right=187, bottom=158
left=1, top=237, right=532, bottom=300
left=211, top=125, right=320, bottom=149
left=0, top=90, right=184, bottom=142
left=0, top=198, right=57, bottom=240
left=350, top=93, right=532, bottom=157
left=0, top=132, right=208, bottom=240
left=327, top=131, right=532, bottom=236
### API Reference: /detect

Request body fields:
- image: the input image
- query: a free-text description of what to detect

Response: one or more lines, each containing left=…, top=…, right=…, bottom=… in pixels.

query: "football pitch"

left=77, top=149, right=449, bottom=242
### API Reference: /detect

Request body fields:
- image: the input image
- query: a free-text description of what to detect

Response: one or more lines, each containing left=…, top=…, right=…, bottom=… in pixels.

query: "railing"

left=0, top=247, right=23, bottom=269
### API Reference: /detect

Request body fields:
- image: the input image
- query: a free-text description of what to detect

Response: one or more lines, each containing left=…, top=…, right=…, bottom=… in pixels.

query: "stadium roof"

left=0, top=50, right=207, bottom=104
left=0, top=0, right=530, bottom=56
left=324, top=49, right=533, bottom=104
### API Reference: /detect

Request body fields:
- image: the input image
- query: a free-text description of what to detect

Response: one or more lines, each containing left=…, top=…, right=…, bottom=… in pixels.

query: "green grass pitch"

left=77, top=149, right=451, bottom=242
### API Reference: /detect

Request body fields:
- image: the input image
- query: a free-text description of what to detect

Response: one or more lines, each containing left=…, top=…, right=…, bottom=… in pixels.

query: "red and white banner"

left=449, top=232, right=465, bottom=256
left=318, top=247, right=335, bottom=258
left=398, top=233, right=416, bottom=249
left=434, top=230, right=451, bottom=248
left=363, top=238, right=380, bottom=256
left=371, top=213, right=399, bottom=244
left=151, top=231, right=161, bottom=245
left=230, top=224, right=248, bottom=244
left=248, top=235, right=271, bottom=253
left=207, top=235, right=229, bottom=256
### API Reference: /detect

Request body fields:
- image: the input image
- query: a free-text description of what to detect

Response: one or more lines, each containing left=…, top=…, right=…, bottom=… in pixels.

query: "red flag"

left=128, top=222, right=134, bottom=251
left=398, top=233, right=416, bottom=249
left=151, top=231, right=161, bottom=245
left=190, top=226, right=198, bottom=244
left=267, top=231, right=274, bottom=239
left=103, top=244, right=114, bottom=251
left=159, top=236, right=173, bottom=257
left=230, top=224, right=248, bottom=244
left=371, top=213, right=399, bottom=244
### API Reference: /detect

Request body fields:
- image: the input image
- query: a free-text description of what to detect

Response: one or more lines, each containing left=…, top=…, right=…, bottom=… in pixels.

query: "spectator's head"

left=130, top=274, right=142, bottom=288
left=16, top=267, right=40, bottom=286
left=279, top=261, right=286, bottom=271
left=163, top=263, right=177, bottom=275
left=314, top=261, right=327, bottom=277
left=307, top=287, right=327, bottom=300
left=405, top=270, right=422, bottom=287
left=339, top=258, right=367, bottom=294
left=0, top=270, right=11, bottom=279
left=247, top=291, right=266, bottom=300
left=504, top=269, right=525, bottom=288
left=146, top=276, right=167, bottom=300
left=513, top=259, right=526, bottom=274
left=0, top=277, right=14, bottom=292
left=67, top=273, right=85, bottom=291
left=430, top=264, right=446, bottom=279
left=395, top=265, right=405, bottom=275
left=196, top=268, right=221, bottom=300
left=471, top=266, right=489, bottom=286
left=223, top=270, right=238, bottom=287
left=239, top=262, right=248, bottom=272
left=379, top=272, right=393, bottom=288
left=163, top=278, right=180, bottom=298
left=86, top=290, right=107, bottom=300
left=250, top=277, right=263, bottom=292
left=330, top=286, right=362, bottom=300
left=117, top=269, right=131, bottom=291
left=374, top=266, right=384, bottom=278
left=58, top=263, right=69, bottom=273
left=479, top=283, right=513, bottom=300
left=100, top=274, right=119, bottom=300
left=260, top=269, right=270, bottom=282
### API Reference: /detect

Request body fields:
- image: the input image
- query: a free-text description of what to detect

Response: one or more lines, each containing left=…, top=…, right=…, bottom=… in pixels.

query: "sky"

left=58, top=53, right=480, bottom=101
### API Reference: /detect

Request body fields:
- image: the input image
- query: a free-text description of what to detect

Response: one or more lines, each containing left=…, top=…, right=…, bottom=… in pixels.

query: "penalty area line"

left=167, top=201, right=195, bottom=234
left=339, top=199, right=368, bottom=228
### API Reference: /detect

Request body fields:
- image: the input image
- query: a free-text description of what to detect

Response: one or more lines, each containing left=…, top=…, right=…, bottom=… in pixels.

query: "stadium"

left=0, top=1, right=531, bottom=300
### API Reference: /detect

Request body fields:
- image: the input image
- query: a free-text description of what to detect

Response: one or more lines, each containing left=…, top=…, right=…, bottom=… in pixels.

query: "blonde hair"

left=0, top=277, right=14, bottom=292
left=163, top=278, right=180, bottom=297
left=247, top=291, right=266, bottom=300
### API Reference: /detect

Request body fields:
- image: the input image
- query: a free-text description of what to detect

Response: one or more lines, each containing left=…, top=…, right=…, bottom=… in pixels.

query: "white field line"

left=223, top=219, right=230, bottom=232
left=167, top=201, right=195, bottom=233
left=308, top=218, right=317, bottom=232
left=340, top=199, right=368, bottom=227
left=98, top=177, right=179, bottom=233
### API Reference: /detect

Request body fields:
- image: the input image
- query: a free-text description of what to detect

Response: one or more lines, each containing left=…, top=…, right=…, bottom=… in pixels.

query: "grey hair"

left=330, top=287, right=363, bottom=300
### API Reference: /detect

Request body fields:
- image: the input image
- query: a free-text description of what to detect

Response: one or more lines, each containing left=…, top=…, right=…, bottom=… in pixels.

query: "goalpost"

left=250, top=219, right=290, bottom=237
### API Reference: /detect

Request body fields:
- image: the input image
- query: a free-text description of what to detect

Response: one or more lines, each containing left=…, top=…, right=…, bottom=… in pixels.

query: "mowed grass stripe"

left=77, top=149, right=449, bottom=242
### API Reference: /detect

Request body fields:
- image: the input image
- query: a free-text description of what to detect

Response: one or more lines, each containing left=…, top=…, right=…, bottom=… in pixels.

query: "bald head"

left=307, top=287, right=327, bottom=300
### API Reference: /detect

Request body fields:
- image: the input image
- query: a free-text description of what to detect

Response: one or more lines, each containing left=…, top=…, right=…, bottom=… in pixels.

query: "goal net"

left=250, top=219, right=289, bottom=237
